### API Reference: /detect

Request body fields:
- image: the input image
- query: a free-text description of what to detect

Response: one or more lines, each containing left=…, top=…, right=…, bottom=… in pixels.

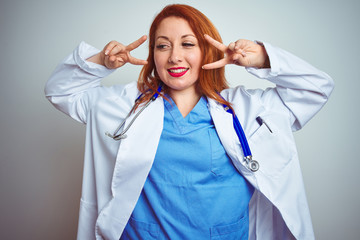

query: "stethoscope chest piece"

left=245, top=156, right=259, bottom=172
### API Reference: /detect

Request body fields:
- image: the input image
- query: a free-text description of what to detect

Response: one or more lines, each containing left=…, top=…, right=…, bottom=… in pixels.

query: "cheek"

left=153, top=53, right=160, bottom=69
left=188, top=51, right=202, bottom=68
left=154, top=54, right=167, bottom=81
left=154, top=53, right=166, bottom=72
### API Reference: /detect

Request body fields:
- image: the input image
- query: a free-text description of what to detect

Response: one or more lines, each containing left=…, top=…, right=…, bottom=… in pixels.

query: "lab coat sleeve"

left=246, top=42, right=334, bottom=131
left=44, top=41, right=115, bottom=123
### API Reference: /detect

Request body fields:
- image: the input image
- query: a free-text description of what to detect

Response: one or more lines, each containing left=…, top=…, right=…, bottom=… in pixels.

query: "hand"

left=202, top=34, right=270, bottom=70
left=88, top=35, right=148, bottom=69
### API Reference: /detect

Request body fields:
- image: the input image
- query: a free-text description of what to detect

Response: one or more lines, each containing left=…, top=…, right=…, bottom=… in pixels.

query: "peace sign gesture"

left=88, top=35, right=148, bottom=69
left=202, top=34, right=270, bottom=70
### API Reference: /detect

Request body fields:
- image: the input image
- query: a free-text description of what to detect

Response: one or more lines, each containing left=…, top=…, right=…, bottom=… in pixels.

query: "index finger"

left=126, top=35, right=148, bottom=51
left=202, top=58, right=228, bottom=70
left=128, top=55, right=148, bottom=66
left=204, top=34, right=227, bottom=52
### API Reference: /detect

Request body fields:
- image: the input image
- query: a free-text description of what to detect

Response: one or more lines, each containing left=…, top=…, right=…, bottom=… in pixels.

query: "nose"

left=168, top=46, right=183, bottom=63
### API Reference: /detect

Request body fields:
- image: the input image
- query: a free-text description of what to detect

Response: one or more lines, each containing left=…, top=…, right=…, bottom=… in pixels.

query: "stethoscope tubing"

left=233, top=113, right=252, bottom=157
left=221, top=102, right=259, bottom=172
left=106, top=86, right=259, bottom=172
left=105, top=85, right=162, bottom=140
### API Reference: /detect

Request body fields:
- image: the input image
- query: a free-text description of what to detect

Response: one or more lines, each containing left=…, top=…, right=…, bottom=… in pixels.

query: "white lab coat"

left=45, top=41, right=334, bottom=240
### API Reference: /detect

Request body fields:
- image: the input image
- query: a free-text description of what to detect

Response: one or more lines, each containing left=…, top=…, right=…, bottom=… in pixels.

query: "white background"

left=0, top=0, right=359, bottom=239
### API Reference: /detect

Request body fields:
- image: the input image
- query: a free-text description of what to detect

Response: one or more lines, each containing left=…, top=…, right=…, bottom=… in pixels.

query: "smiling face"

left=154, top=17, right=202, bottom=96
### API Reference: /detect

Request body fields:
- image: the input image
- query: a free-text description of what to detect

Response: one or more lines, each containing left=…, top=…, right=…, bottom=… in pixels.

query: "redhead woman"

left=45, top=4, right=334, bottom=240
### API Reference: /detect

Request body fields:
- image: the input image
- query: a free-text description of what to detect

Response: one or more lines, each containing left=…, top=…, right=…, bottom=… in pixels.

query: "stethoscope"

left=105, top=85, right=163, bottom=140
left=105, top=86, right=259, bottom=172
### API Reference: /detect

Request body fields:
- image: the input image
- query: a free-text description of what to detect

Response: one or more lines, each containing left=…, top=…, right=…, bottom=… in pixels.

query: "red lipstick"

left=167, top=67, right=189, bottom=77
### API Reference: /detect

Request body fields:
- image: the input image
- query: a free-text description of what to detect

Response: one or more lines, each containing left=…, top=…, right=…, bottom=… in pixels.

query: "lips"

left=167, top=67, right=189, bottom=77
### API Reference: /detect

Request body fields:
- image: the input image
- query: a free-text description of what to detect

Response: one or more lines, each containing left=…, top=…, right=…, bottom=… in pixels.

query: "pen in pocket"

left=256, top=116, right=273, bottom=133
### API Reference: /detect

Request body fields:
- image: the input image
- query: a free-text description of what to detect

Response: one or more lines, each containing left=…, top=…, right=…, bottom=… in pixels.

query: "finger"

left=202, top=58, right=228, bottom=70
left=109, top=55, right=125, bottom=65
left=104, top=41, right=120, bottom=55
left=234, top=40, right=247, bottom=57
left=104, top=55, right=125, bottom=69
left=234, top=39, right=245, bottom=50
left=204, top=34, right=227, bottom=52
left=108, top=44, right=126, bottom=56
left=232, top=53, right=245, bottom=65
left=228, top=42, right=236, bottom=52
left=126, top=35, right=147, bottom=52
left=128, top=55, right=148, bottom=65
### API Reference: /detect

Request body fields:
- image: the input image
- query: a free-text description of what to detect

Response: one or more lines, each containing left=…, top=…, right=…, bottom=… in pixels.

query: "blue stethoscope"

left=105, top=86, right=259, bottom=172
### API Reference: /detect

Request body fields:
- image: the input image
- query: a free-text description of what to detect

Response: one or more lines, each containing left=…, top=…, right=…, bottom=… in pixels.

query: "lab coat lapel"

left=96, top=97, right=164, bottom=240
left=207, top=98, right=239, bottom=157
left=207, top=98, right=257, bottom=181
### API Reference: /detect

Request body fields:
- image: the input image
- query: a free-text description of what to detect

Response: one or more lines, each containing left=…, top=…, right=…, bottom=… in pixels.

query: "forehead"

left=155, top=17, right=195, bottom=38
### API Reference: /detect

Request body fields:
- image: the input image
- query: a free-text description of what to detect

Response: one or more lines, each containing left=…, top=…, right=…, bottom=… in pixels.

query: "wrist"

left=86, top=52, right=105, bottom=66
left=258, top=45, right=270, bottom=69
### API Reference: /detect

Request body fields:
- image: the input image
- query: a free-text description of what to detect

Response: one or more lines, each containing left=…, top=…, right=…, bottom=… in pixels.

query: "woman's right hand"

left=87, top=35, right=148, bottom=69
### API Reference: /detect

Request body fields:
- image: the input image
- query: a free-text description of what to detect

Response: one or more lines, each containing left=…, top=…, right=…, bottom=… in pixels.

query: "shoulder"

left=220, top=86, right=272, bottom=113
left=89, top=81, right=138, bottom=100
left=109, top=81, right=139, bottom=100
left=220, top=86, right=292, bottom=135
left=221, top=85, right=264, bottom=102
left=221, top=85, right=289, bottom=116
left=86, top=81, right=139, bottom=112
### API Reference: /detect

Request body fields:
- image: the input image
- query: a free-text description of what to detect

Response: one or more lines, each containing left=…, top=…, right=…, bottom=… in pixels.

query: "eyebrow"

left=156, top=34, right=196, bottom=40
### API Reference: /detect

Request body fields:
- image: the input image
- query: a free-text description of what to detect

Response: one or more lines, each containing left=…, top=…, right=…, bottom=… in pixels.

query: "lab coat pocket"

left=121, top=217, right=160, bottom=240
left=248, top=118, right=292, bottom=178
left=210, top=216, right=248, bottom=240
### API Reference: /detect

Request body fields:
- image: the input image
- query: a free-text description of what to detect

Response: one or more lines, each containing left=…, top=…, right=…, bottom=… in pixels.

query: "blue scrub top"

left=121, top=96, right=254, bottom=240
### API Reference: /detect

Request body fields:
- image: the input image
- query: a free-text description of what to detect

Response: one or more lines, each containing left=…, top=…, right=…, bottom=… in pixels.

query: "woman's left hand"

left=202, top=34, right=270, bottom=70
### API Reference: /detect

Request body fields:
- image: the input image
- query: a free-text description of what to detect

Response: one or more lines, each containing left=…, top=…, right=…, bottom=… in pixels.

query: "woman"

left=45, top=4, right=334, bottom=240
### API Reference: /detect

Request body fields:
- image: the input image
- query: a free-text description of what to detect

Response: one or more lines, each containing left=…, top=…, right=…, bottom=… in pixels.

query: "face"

left=154, top=17, right=202, bottom=95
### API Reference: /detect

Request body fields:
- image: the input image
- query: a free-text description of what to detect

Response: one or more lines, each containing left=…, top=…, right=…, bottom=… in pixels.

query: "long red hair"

left=136, top=4, right=231, bottom=109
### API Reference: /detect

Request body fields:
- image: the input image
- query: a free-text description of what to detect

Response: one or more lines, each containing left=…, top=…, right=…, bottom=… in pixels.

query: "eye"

left=182, top=42, right=195, bottom=47
left=155, top=44, right=169, bottom=50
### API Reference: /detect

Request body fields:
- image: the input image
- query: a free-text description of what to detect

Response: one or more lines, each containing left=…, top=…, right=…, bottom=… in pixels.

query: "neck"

left=169, top=88, right=202, bottom=118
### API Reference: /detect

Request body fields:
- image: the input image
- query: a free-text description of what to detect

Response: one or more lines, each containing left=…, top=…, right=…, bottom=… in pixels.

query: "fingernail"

left=105, top=51, right=109, bottom=55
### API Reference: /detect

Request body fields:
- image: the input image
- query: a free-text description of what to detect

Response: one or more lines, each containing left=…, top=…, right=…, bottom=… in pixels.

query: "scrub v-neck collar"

left=163, top=96, right=212, bottom=135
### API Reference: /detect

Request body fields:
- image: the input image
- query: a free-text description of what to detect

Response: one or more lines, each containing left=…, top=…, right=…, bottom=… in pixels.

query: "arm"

left=45, top=36, right=148, bottom=123
left=246, top=41, right=334, bottom=130
left=203, top=35, right=334, bottom=131
left=44, top=42, right=115, bottom=123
